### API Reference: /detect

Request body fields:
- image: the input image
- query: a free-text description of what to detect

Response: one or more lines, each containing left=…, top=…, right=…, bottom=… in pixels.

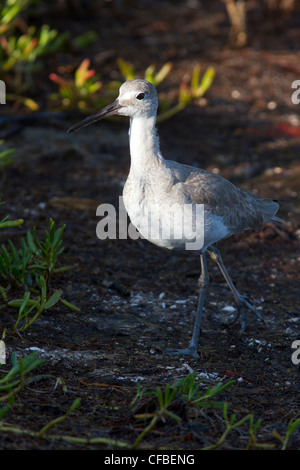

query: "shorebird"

left=68, top=79, right=283, bottom=357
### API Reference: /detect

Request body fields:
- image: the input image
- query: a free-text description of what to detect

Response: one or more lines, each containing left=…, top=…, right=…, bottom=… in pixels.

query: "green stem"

left=132, top=414, right=159, bottom=448
left=37, top=398, right=81, bottom=438
left=0, top=423, right=131, bottom=448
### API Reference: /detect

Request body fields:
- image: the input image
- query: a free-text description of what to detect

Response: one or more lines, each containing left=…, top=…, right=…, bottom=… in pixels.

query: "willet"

left=68, top=79, right=283, bottom=357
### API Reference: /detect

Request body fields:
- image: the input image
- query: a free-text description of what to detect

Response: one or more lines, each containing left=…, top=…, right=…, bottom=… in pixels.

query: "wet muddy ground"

left=0, top=0, right=299, bottom=450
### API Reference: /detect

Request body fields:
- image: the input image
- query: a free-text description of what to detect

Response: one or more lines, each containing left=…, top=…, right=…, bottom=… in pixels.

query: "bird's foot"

left=166, top=345, right=199, bottom=358
left=227, top=294, right=266, bottom=335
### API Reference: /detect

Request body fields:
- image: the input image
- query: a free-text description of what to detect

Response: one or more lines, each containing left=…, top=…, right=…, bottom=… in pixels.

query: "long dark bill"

left=67, top=100, right=122, bottom=134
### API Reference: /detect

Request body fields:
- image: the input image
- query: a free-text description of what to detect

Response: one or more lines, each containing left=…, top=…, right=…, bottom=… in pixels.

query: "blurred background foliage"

left=0, top=0, right=217, bottom=115
left=0, top=0, right=298, bottom=114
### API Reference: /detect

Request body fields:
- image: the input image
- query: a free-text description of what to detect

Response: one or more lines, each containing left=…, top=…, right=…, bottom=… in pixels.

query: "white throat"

left=128, top=115, right=164, bottom=176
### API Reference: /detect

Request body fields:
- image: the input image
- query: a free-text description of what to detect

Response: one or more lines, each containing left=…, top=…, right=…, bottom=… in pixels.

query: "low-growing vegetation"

left=0, top=218, right=79, bottom=333
left=1, top=360, right=299, bottom=449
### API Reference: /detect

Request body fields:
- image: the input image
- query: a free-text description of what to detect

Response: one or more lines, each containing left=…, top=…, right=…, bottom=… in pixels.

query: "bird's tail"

left=271, top=214, right=285, bottom=223
left=257, top=198, right=284, bottom=224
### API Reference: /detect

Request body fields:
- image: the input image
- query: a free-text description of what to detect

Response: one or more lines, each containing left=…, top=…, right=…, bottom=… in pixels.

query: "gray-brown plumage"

left=165, top=162, right=281, bottom=233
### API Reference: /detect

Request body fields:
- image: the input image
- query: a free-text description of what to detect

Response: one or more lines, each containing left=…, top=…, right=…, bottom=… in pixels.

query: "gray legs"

left=168, top=252, right=209, bottom=358
left=169, top=245, right=265, bottom=358
left=207, top=245, right=265, bottom=334
left=187, top=252, right=209, bottom=357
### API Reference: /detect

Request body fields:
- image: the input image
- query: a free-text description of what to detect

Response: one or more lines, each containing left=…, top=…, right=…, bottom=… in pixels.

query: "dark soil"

left=0, top=0, right=299, bottom=450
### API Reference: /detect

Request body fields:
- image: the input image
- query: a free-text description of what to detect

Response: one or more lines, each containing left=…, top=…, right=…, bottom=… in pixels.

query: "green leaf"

left=0, top=148, right=14, bottom=167
left=60, top=298, right=81, bottom=312
left=8, top=240, right=21, bottom=266
left=0, top=405, right=10, bottom=419
left=208, top=380, right=235, bottom=397
left=39, top=276, right=47, bottom=299
left=44, top=290, right=62, bottom=309
left=27, top=263, right=48, bottom=271
left=191, top=64, right=201, bottom=91
left=0, top=218, right=23, bottom=228
left=287, top=418, right=300, bottom=435
left=0, top=254, right=8, bottom=277
left=194, top=66, right=215, bottom=98
left=19, top=291, right=31, bottom=315
left=118, top=58, right=135, bottom=81
left=1, top=246, right=11, bottom=270
left=71, top=398, right=81, bottom=410
left=152, top=62, right=172, bottom=86
left=26, top=230, right=37, bottom=253
left=8, top=298, right=36, bottom=308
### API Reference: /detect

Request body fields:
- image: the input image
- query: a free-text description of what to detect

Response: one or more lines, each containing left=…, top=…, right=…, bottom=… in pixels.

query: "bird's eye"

left=136, top=92, right=145, bottom=100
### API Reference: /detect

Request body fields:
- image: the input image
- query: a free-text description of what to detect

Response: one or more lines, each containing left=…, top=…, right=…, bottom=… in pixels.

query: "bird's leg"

left=207, top=245, right=265, bottom=333
left=167, top=252, right=209, bottom=358
left=187, top=252, right=209, bottom=356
